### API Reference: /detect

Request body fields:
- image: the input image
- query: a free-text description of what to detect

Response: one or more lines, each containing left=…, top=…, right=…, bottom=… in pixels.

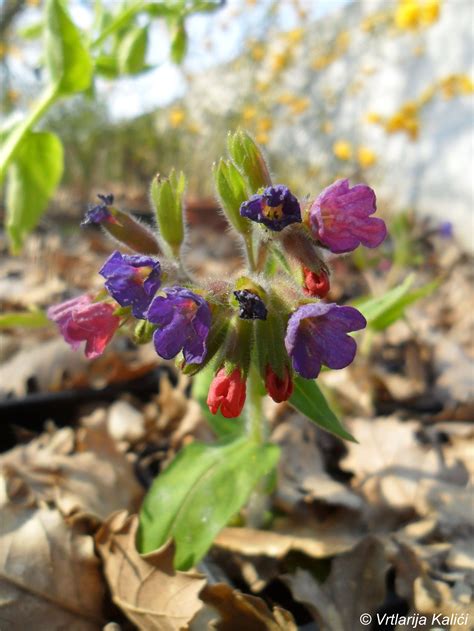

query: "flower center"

left=261, top=201, right=283, bottom=220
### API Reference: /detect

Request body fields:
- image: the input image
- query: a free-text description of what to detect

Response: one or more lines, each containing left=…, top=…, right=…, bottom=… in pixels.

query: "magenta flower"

left=99, top=251, right=161, bottom=319
left=47, top=295, right=120, bottom=359
left=240, top=185, right=301, bottom=231
left=284, top=302, right=366, bottom=379
left=146, top=287, right=211, bottom=364
left=309, top=179, right=387, bottom=253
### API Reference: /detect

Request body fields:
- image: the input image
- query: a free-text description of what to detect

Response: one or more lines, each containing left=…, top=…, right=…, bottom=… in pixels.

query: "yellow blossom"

left=285, top=28, right=304, bottom=45
left=255, top=132, right=269, bottom=145
left=169, top=108, right=185, bottom=128
left=250, top=43, right=265, bottom=61
left=277, top=92, right=294, bottom=105
left=421, top=0, right=440, bottom=25
left=395, top=1, right=420, bottom=29
left=365, top=112, right=382, bottom=124
left=333, top=140, right=353, bottom=161
left=271, top=52, right=288, bottom=72
left=357, top=147, right=377, bottom=168
left=257, top=117, right=273, bottom=132
left=242, top=105, right=257, bottom=121
left=288, top=97, right=310, bottom=115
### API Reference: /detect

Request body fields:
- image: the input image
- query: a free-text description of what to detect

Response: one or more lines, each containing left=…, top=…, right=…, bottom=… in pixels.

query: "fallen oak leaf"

left=214, top=526, right=357, bottom=560
left=199, top=582, right=297, bottom=631
left=0, top=482, right=106, bottom=630
left=96, top=511, right=206, bottom=631
left=0, top=424, right=143, bottom=524
left=281, top=536, right=388, bottom=631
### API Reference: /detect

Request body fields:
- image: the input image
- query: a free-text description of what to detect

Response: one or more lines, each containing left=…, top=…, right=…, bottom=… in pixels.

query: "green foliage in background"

left=0, top=0, right=223, bottom=253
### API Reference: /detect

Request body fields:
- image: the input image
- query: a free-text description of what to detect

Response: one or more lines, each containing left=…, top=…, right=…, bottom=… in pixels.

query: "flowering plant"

left=48, top=130, right=386, bottom=569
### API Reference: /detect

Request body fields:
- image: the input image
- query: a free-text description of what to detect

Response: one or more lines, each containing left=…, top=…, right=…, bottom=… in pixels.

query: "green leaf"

left=355, top=275, right=438, bottom=331
left=192, top=364, right=245, bottom=439
left=0, top=309, right=50, bottom=329
left=6, top=131, right=64, bottom=254
left=19, top=21, right=43, bottom=39
left=170, top=19, right=187, bottom=64
left=94, top=54, right=119, bottom=79
left=118, top=25, right=148, bottom=74
left=91, top=0, right=146, bottom=50
left=45, top=0, right=93, bottom=95
left=289, top=375, right=356, bottom=442
left=138, top=437, right=280, bottom=569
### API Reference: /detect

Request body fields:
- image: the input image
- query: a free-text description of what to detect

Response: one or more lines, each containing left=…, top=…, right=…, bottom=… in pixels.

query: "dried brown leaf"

left=273, top=417, right=364, bottom=512
left=341, top=417, right=467, bottom=511
left=96, top=511, right=206, bottom=631
left=214, top=526, right=356, bottom=560
left=200, top=582, right=297, bottom=631
left=0, top=424, right=143, bottom=523
left=0, top=483, right=105, bottom=630
left=282, top=536, right=388, bottom=631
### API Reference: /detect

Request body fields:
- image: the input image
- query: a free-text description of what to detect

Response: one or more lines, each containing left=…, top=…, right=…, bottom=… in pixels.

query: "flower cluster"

left=48, top=131, right=387, bottom=420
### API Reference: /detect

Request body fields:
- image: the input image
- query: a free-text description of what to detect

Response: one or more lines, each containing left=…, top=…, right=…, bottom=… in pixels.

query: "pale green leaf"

left=45, top=0, right=93, bottom=95
left=6, top=131, right=64, bottom=253
left=138, top=437, right=280, bottom=569
left=118, top=25, right=148, bottom=74
left=289, top=375, right=356, bottom=442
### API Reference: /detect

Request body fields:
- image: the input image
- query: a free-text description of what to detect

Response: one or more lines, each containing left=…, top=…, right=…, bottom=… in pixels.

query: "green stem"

left=245, top=363, right=269, bottom=528
left=0, top=83, right=59, bottom=179
left=244, top=233, right=257, bottom=272
left=246, top=363, right=265, bottom=443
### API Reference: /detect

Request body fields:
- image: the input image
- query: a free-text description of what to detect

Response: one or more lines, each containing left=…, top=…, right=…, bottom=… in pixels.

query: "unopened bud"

left=213, top=159, right=249, bottom=235
left=82, top=194, right=160, bottom=255
left=227, top=129, right=272, bottom=194
left=150, top=169, right=186, bottom=257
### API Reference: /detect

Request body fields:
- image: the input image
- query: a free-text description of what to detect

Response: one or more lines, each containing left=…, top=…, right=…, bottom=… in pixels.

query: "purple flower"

left=309, top=179, right=387, bottom=254
left=146, top=287, right=211, bottom=364
left=240, top=185, right=301, bottom=231
left=47, top=294, right=120, bottom=359
left=99, top=251, right=161, bottom=319
left=439, top=221, right=453, bottom=239
left=284, top=302, right=366, bottom=379
left=82, top=194, right=115, bottom=225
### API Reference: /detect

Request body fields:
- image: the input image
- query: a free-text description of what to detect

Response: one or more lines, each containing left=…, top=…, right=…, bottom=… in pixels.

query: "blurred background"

left=1, top=0, right=473, bottom=248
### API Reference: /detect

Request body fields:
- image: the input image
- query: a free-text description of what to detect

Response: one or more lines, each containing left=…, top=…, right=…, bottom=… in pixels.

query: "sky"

left=98, top=0, right=352, bottom=119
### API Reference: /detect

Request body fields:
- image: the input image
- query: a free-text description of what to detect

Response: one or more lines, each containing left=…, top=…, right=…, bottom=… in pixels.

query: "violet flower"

left=82, top=193, right=115, bottom=225
left=240, top=185, right=301, bottom=231
left=146, top=287, right=211, bottom=364
left=99, top=251, right=161, bottom=319
left=47, top=295, right=120, bottom=359
left=284, top=302, right=366, bottom=379
left=309, top=179, right=386, bottom=253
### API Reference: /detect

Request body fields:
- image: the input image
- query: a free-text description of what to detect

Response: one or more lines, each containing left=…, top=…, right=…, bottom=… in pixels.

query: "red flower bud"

left=207, top=368, right=246, bottom=418
left=302, top=266, right=330, bottom=298
left=265, top=365, right=293, bottom=403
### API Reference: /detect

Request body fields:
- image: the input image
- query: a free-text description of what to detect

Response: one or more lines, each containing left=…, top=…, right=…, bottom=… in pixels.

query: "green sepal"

left=214, top=316, right=253, bottom=379
left=213, top=159, right=250, bottom=235
left=150, top=169, right=186, bottom=257
left=133, top=319, right=157, bottom=344
left=227, top=129, right=272, bottom=194
left=254, top=294, right=291, bottom=381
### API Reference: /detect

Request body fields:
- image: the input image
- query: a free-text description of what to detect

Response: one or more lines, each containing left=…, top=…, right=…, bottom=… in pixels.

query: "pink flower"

left=309, top=179, right=387, bottom=254
left=47, top=295, right=120, bottom=359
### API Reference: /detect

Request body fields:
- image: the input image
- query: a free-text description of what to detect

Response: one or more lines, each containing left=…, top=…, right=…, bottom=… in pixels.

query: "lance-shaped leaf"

left=6, top=131, right=63, bottom=254
left=138, top=437, right=280, bottom=569
left=45, top=0, right=93, bottom=95
left=289, top=375, right=356, bottom=442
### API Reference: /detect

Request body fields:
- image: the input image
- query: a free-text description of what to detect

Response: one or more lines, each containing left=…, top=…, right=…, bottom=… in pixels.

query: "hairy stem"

left=245, top=363, right=270, bottom=527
